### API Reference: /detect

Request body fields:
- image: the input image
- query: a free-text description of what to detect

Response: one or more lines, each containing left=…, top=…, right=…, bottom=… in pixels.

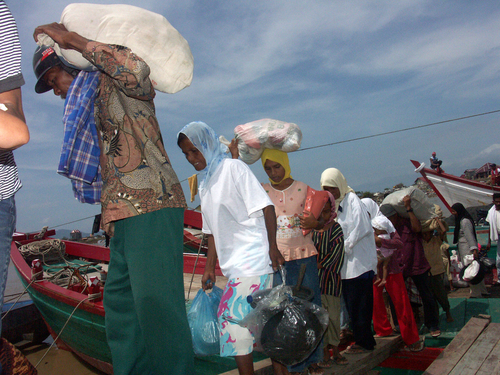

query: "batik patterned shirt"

left=82, top=42, right=186, bottom=234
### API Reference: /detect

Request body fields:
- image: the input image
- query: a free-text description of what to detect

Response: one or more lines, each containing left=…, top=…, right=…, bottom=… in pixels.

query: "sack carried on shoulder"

left=36, top=3, right=193, bottom=94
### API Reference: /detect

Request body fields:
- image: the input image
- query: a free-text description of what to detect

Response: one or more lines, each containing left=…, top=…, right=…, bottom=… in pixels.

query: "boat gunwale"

left=10, top=239, right=106, bottom=316
left=411, top=159, right=500, bottom=193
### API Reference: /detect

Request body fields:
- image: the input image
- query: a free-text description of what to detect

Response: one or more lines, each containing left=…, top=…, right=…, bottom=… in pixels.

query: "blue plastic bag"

left=187, top=286, right=223, bottom=356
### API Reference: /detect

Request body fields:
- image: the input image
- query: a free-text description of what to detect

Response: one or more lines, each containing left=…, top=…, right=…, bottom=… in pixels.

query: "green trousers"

left=429, top=273, right=450, bottom=313
left=104, top=208, right=195, bottom=375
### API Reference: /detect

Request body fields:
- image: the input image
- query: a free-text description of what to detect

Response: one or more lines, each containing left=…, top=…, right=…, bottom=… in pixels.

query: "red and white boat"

left=411, top=160, right=500, bottom=211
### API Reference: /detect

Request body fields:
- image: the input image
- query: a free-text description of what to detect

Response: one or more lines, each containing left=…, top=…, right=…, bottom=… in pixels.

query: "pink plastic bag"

left=234, top=119, right=302, bottom=164
left=302, top=187, right=329, bottom=236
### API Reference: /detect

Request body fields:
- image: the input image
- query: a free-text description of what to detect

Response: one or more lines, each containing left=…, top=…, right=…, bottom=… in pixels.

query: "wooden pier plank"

left=220, top=336, right=403, bottom=375
left=476, top=324, right=500, bottom=375
left=423, top=316, right=490, bottom=375
left=326, top=336, right=403, bottom=375
left=449, top=322, right=500, bottom=375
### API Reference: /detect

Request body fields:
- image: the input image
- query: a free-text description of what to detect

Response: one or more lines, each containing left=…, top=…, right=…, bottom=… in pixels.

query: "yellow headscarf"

left=320, top=168, right=355, bottom=209
left=261, top=149, right=292, bottom=185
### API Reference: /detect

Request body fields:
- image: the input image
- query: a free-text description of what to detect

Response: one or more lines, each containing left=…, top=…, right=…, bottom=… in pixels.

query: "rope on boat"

left=186, top=233, right=205, bottom=301
left=34, top=296, right=90, bottom=369
left=18, top=239, right=100, bottom=289
left=18, top=239, right=67, bottom=265
left=183, top=236, right=203, bottom=247
left=3, top=292, right=26, bottom=303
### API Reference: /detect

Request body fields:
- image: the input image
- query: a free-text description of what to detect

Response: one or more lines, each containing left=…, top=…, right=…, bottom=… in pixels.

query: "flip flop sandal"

left=430, top=330, right=441, bottom=338
left=403, top=338, right=425, bottom=352
left=333, top=355, right=348, bottom=365
left=317, top=359, right=333, bottom=368
left=307, top=364, right=324, bottom=375
left=344, top=345, right=372, bottom=355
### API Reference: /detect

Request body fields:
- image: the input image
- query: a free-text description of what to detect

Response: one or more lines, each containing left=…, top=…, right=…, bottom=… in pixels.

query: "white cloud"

left=480, top=144, right=500, bottom=156
left=6, top=0, right=500, bottom=232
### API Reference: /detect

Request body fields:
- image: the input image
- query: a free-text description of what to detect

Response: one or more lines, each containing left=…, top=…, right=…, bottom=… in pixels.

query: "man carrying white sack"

left=33, top=23, right=194, bottom=375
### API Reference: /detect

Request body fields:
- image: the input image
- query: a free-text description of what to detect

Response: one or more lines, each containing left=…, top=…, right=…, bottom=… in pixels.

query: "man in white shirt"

left=486, top=193, right=500, bottom=284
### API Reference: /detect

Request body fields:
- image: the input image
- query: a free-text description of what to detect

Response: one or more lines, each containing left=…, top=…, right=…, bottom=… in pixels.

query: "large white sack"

left=233, top=119, right=302, bottom=164
left=36, top=3, right=193, bottom=94
left=381, top=186, right=437, bottom=221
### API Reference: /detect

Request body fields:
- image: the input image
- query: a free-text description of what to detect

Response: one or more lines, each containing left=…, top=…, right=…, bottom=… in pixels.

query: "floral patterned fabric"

left=82, top=42, right=186, bottom=234
left=262, top=180, right=317, bottom=260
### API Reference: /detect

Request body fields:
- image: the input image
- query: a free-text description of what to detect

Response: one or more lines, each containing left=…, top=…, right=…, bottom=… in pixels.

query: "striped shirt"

left=0, top=1, right=24, bottom=199
left=313, top=222, right=345, bottom=297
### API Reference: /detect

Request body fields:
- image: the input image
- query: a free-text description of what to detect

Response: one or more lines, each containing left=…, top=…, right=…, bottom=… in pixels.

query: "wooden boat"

left=411, top=159, right=500, bottom=211
left=183, top=208, right=207, bottom=254
left=10, top=209, right=220, bottom=375
left=11, top=231, right=113, bottom=373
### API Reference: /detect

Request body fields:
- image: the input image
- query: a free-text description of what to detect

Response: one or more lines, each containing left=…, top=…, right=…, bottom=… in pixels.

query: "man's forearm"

left=408, top=212, right=421, bottom=233
left=34, top=23, right=89, bottom=53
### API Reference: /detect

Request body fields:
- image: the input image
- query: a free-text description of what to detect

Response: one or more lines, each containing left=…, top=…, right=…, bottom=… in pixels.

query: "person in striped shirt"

left=0, top=0, right=30, bottom=350
left=309, top=193, right=348, bottom=368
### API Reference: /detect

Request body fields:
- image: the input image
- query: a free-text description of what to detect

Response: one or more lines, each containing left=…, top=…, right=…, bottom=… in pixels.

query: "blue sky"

left=7, top=0, right=500, bottom=234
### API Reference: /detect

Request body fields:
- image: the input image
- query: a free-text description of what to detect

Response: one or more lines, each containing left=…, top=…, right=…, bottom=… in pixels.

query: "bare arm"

left=263, top=205, right=285, bottom=271
left=403, top=195, right=421, bottom=233
left=229, top=138, right=239, bottom=159
left=34, top=23, right=153, bottom=99
left=0, top=88, right=29, bottom=151
left=461, top=219, right=478, bottom=258
left=202, top=234, right=217, bottom=290
left=436, top=219, right=448, bottom=241
left=299, top=211, right=325, bottom=231
left=34, top=23, right=88, bottom=53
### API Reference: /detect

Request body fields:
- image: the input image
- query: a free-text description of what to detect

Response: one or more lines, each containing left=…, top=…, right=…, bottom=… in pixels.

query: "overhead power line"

left=297, top=109, right=500, bottom=152
left=178, top=109, right=500, bottom=183
left=48, top=109, right=500, bottom=229
left=49, top=215, right=97, bottom=230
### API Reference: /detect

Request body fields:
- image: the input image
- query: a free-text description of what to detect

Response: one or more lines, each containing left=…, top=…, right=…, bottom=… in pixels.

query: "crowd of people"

left=1, top=2, right=499, bottom=374
left=177, top=120, right=493, bottom=375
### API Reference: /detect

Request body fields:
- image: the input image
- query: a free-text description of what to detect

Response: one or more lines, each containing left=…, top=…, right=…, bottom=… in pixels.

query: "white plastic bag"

left=233, top=119, right=302, bottom=164
left=462, top=254, right=474, bottom=267
left=463, top=260, right=480, bottom=281
left=36, top=3, right=193, bottom=94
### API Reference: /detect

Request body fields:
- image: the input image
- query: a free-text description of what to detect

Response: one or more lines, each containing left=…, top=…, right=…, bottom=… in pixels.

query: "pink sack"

left=302, top=187, right=329, bottom=236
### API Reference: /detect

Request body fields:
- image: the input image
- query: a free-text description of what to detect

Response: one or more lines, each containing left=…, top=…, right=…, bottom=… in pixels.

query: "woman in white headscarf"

left=178, top=122, right=285, bottom=375
left=320, top=168, right=378, bottom=353
left=361, top=197, right=382, bottom=220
